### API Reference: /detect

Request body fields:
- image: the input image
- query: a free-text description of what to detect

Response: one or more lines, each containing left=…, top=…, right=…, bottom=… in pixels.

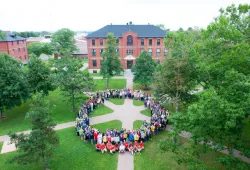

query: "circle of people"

left=75, top=88, right=169, bottom=155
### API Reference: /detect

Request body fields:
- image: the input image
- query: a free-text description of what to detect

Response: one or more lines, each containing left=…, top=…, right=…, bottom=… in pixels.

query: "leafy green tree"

left=57, top=57, right=94, bottom=112
left=160, top=4, right=250, bottom=169
left=132, top=51, right=157, bottom=89
left=51, top=28, right=77, bottom=56
left=14, top=31, right=40, bottom=38
left=154, top=31, right=197, bottom=112
left=9, top=94, right=59, bottom=170
left=0, top=30, right=6, bottom=39
left=100, top=33, right=123, bottom=88
left=27, top=42, right=53, bottom=56
left=156, top=24, right=167, bottom=30
left=0, top=53, right=29, bottom=118
left=27, top=55, right=55, bottom=95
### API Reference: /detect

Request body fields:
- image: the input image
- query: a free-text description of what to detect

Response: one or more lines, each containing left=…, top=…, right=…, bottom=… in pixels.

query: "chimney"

left=126, top=23, right=128, bottom=25
left=148, top=23, right=150, bottom=25
left=129, top=21, right=132, bottom=25
left=111, top=23, right=112, bottom=25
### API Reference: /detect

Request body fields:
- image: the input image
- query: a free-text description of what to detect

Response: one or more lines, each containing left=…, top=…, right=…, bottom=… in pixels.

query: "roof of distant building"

left=73, top=39, right=87, bottom=55
left=86, top=24, right=167, bottom=38
left=0, top=32, right=26, bottom=42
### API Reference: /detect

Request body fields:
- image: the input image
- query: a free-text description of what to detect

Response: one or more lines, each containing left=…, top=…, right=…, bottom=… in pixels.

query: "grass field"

left=133, top=83, right=154, bottom=94
left=94, top=79, right=126, bottom=91
left=134, top=130, right=226, bottom=170
left=140, top=109, right=151, bottom=117
left=89, top=104, right=113, bottom=118
left=109, top=98, right=125, bottom=105
left=0, top=120, right=122, bottom=170
left=133, top=100, right=144, bottom=106
left=133, top=120, right=143, bottom=129
left=0, top=89, right=113, bottom=136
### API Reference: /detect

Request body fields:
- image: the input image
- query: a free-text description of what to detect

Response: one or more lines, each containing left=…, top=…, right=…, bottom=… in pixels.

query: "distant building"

left=73, top=39, right=88, bottom=59
left=0, top=32, right=28, bottom=62
left=86, top=22, right=167, bottom=73
left=26, top=35, right=51, bottom=45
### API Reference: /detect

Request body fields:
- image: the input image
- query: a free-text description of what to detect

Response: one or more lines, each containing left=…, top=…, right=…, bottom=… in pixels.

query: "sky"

left=0, top=0, right=249, bottom=32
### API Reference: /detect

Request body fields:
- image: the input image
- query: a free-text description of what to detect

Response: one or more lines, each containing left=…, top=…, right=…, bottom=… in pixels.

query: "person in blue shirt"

left=129, top=132, right=134, bottom=143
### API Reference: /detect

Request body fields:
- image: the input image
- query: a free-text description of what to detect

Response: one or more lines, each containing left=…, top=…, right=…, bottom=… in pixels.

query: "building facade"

left=0, top=32, right=28, bottom=62
left=86, top=23, right=167, bottom=73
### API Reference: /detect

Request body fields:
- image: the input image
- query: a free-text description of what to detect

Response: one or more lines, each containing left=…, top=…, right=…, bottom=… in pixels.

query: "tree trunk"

left=0, top=109, right=3, bottom=119
left=175, top=103, right=179, bottom=113
left=106, top=77, right=110, bottom=89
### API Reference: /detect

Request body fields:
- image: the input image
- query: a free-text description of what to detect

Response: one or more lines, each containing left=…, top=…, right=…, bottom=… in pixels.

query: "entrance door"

left=127, top=60, right=133, bottom=69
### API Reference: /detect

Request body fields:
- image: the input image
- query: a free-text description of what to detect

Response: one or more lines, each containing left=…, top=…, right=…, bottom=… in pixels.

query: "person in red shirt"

left=109, top=144, right=115, bottom=154
left=124, top=141, right=128, bottom=151
left=95, top=143, right=101, bottom=151
left=139, top=141, right=144, bottom=150
left=114, top=143, right=119, bottom=151
left=128, top=142, right=135, bottom=155
left=94, top=131, right=98, bottom=144
left=100, top=143, right=107, bottom=153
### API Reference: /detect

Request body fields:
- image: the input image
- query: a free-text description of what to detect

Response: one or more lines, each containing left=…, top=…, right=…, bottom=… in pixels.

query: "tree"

left=27, top=55, right=55, bottom=95
left=27, top=42, right=53, bottom=56
left=160, top=4, right=250, bottom=169
left=51, top=28, right=77, bottom=56
left=57, top=57, right=95, bottom=112
left=154, top=31, right=197, bottom=112
left=100, top=33, right=123, bottom=88
left=13, top=31, right=40, bottom=38
left=156, top=24, right=166, bottom=30
left=0, top=30, right=6, bottom=39
left=132, top=51, right=157, bottom=89
left=9, top=94, right=59, bottom=170
left=0, top=53, right=29, bottom=118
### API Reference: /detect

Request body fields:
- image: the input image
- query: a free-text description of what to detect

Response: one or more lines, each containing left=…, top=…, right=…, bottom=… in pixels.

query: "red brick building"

left=86, top=23, right=167, bottom=73
left=0, top=32, right=28, bottom=62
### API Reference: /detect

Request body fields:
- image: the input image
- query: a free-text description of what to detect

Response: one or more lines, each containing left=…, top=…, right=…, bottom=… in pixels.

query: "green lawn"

left=0, top=142, right=3, bottom=152
left=109, top=98, right=125, bottom=105
left=133, top=100, right=144, bottom=106
left=0, top=89, right=112, bottom=135
left=133, top=82, right=153, bottom=94
left=0, top=121, right=121, bottom=170
left=82, top=59, right=88, bottom=64
left=94, top=79, right=127, bottom=91
left=92, top=120, right=122, bottom=133
left=140, top=109, right=151, bottom=117
left=89, top=104, right=113, bottom=118
left=90, top=72, right=124, bottom=77
left=133, top=120, right=143, bottom=129
left=134, top=130, right=226, bottom=170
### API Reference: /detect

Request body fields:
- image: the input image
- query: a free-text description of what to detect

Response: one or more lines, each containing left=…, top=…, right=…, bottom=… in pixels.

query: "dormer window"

left=127, top=35, right=133, bottom=46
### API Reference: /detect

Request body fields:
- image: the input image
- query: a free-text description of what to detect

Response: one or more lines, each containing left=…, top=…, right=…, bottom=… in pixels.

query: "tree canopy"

left=132, top=51, right=157, bottom=89
left=100, top=32, right=123, bottom=88
left=51, top=28, right=77, bottom=56
left=0, top=53, right=29, bottom=118
left=9, top=94, right=59, bottom=170
left=159, top=4, right=250, bottom=169
left=27, top=42, right=53, bottom=57
left=27, top=55, right=55, bottom=95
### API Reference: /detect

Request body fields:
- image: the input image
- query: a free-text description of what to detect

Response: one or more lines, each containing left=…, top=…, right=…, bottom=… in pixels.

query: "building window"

left=156, top=48, right=160, bottom=56
left=157, top=39, right=160, bottom=46
left=92, top=60, right=97, bottom=67
left=22, top=40, right=24, bottom=44
left=116, top=48, right=119, bottom=54
left=17, top=41, right=19, bottom=45
left=92, top=39, right=95, bottom=46
left=116, top=39, right=119, bottom=45
left=149, top=39, right=152, bottom=46
left=100, top=39, right=103, bottom=46
left=126, top=49, right=133, bottom=55
left=18, top=48, right=21, bottom=52
left=24, top=55, right=26, bottom=59
left=148, top=48, right=152, bottom=56
left=100, top=49, right=103, bottom=55
left=127, top=35, right=133, bottom=46
left=12, top=49, right=15, bottom=54
left=11, top=41, right=14, bottom=45
left=141, top=39, right=144, bottom=46
left=164, top=49, right=168, bottom=56
left=92, top=49, right=96, bottom=56
left=140, top=48, right=144, bottom=54
left=23, top=47, right=26, bottom=51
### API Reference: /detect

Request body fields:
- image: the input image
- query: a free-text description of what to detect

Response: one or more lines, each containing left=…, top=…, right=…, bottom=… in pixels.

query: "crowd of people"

left=75, top=88, right=169, bottom=155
